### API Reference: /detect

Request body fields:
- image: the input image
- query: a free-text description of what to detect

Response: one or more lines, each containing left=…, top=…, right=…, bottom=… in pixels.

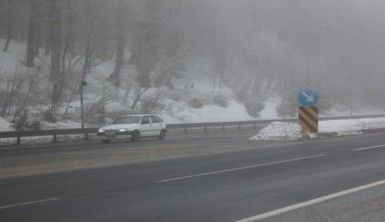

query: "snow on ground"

left=0, top=41, right=254, bottom=127
left=0, top=40, right=24, bottom=72
left=322, top=104, right=385, bottom=117
left=81, top=60, right=256, bottom=124
left=160, top=99, right=253, bottom=123
left=2, top=41, right=384, bottom=130
left=0, top=134, right=98, bottom=146
left=0, top=117, right=14, bottom=132
left=40, top=120, right=81, bottom=130
left=250, top=122, right=302, bottom=141
left=259, top=96, right=281, bottom=119
left=250, top=117, right=385, bottom=141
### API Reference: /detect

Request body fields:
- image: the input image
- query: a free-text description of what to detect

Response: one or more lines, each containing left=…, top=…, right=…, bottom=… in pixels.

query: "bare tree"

left=61, top=0, right=77, bottom=72
left=0, top=67, right=19, bottom=117
left=108, top=0, right=126, bottom=87
left=130, top=0, right=161, bottom=88
left=3, top=0, right=13, bottom=52
left=80, top=0, right=97, bottom=130
left=131, top=87, right=150, bottom=110
left=48, top=0, right=63, bottom=110
left=26, top=0, right=38, bottom=67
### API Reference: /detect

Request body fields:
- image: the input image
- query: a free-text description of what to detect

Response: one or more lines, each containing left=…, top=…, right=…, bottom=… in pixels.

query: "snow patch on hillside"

left=82, top=60, right=255, bottom=124
left=259, top=96, right=281, bottom=119
left=0, top=117, right=14, bottom=132
left=40, top=120, right=81, bottom=130
left=160, top=99, right=252, bottom=123
left=0, top=41, right=255, bottom=126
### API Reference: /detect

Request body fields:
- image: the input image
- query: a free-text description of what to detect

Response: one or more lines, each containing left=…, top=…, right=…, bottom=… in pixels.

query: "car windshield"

left=113, top=116, right=141, bottom=124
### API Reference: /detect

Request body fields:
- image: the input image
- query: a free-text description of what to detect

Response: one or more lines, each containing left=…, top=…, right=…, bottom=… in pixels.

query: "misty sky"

left=168, top=0, right=385, bottom=107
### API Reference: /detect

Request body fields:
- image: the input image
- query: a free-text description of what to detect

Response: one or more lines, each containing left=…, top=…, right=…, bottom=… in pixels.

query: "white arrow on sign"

left=302, top=92, right=314, bottom=103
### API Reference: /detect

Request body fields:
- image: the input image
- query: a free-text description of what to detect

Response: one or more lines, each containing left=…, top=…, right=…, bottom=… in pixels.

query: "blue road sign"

left=298, top=89, right=319, bottom=107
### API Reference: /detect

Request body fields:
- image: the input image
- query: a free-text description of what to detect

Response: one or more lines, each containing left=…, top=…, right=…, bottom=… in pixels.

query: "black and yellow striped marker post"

left=298, top=106, right=318, bottom=133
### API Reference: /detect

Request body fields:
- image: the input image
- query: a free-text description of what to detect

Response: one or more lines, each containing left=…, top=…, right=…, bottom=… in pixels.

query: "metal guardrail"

left=1, top=114, right=385, bottom=145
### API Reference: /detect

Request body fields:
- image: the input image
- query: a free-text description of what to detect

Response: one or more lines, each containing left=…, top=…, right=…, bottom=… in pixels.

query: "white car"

left=97, top=115, right=167, bottom=143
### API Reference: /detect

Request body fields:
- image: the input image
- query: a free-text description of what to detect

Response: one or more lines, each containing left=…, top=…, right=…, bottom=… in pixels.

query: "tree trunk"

left=130, top=0, right=159, bottom=88
left=80, top=0, right=94, bottom=133
left=131, top=87, right=149, bottom=109
left=80, top=38, right=91, bottom=131
left=26, top=0, right=37, bottom=67
left=108, top=0, right=125, bottom=86
left=3, top=0, right=12, bottom=52
left=44, top=25, right=50, bottom=55
left=49, top=0, right=63, bottom=109
left=61, top=0, right=76, bottom=72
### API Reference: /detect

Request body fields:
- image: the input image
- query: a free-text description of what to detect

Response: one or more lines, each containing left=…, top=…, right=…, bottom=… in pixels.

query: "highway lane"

left=0, top=129, right=263, bottom=157
left=2, top=129, right=385, bottom=179
left=2, top=132, right=385, bottom=221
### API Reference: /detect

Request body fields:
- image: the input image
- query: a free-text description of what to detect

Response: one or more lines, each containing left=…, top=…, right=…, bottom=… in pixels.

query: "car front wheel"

left=131, top=130, right=140, bottom=142
left=158, top=130, right=166, bottom=140
left=102, top=139, right=110, bottom=144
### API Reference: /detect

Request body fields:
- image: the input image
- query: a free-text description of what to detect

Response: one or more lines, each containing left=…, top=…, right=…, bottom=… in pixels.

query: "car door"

left=140, top=116, right=152, bottom=137
left=150, top=115, right=162, bottom=136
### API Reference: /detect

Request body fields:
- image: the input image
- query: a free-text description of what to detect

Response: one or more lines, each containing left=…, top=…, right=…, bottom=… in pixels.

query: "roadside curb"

left=361, top=128, right=385, bottom=134
left=301, top=128, right=385, bottom=141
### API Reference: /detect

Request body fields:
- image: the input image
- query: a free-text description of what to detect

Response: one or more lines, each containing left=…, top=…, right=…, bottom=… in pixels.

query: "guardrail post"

left=16, top=136, right=21, bottom=145
left=183, top=127, right=188, bottom=135
left=222, top=125, right=225, bottom=132
left=238, top=124, right=242, bottom=130
left=84, top=132, right=89, bottom=141
left=53, top=133, right=57, bottom=143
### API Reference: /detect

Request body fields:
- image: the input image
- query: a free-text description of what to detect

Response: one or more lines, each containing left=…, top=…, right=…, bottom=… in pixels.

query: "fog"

left=175, top=0, right=385, bottom=108
left=1, top=0, right=385, bottom=119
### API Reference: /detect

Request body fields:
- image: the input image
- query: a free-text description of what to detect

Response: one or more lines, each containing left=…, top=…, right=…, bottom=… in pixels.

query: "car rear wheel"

left=158, top=130, right=166, bottom=140
left=131, top=130, right=140, bottom=142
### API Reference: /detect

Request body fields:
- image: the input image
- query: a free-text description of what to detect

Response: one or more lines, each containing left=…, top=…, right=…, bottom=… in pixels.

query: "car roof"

left=119, top=114, right=160, bottom=117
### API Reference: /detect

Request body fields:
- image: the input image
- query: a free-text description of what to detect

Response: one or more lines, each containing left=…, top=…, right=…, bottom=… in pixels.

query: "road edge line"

left=236, top=179, right=385, bottom=222
left=0, top=197, right=59, bottom=210
left=352, top=144, right=385, bottom=151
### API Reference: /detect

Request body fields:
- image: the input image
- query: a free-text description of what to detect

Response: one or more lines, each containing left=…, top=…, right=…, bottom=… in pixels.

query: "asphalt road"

left=2, top=131, right=385, bottom=221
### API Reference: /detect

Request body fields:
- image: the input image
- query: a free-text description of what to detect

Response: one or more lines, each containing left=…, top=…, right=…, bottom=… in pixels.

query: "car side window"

left=150, top=116, right=160, bottom=123
left=141, top=116, right=150, bottom=125
left=156, top=116, right=164, bottom=123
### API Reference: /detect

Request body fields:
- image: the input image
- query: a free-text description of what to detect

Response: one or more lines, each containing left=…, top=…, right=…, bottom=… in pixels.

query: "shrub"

left=27, top=120, right=41, bottom=130
left=140, top=98, right=164, bottom=114
left=189, top=98, right=204, bottom=109
left=167, top=90, right=182, bottom=102
left=42, top=110, right=57, bottom=123
left=244, top=99, right=264, bottom=117
left=13, top=111, right=28, bottom=130
left=213, top=94, right=228, bottom=108
left=277, top=99, right=297, bottom=117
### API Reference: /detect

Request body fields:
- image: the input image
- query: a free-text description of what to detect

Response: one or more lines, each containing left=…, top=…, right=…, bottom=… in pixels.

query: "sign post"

left=298, top=89, right=319, bottom=134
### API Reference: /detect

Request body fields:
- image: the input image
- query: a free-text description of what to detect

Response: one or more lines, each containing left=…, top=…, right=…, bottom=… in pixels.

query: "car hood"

left=100, top=124, right=139, bottom=130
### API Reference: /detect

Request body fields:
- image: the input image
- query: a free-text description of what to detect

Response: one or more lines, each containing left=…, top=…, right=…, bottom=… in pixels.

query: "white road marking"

left=352, top=144, right=385, bottom=151
left=0, top=197, right=59, bottom=210
left=156, top=154, right=326, bottom=183
left=236, top=179, right=385, bottom=222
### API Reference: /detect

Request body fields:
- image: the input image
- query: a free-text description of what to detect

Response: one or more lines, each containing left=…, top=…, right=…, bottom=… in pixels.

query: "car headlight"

left=119, top=128, right=128, bottom=132
left=98, top=128, right=105, bottom=133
